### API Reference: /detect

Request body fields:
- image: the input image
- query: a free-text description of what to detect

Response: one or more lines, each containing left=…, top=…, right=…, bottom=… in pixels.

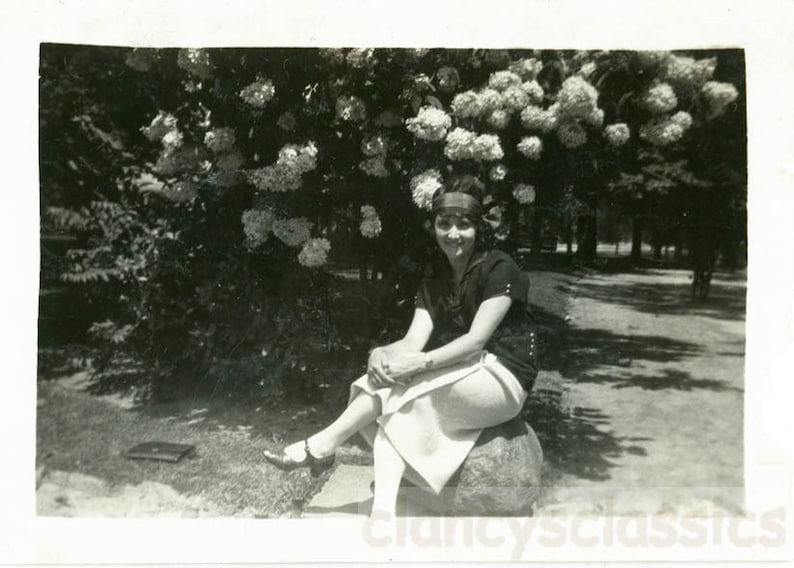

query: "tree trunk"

left=565, top=220, right=574, bottom=255
left=673, top=225, right=685, bottom=262
left=631, top=215, right=644, bottom=262
left=577, top=212, right=597, bottom=259
left=530, top=207, right=543, bottom=257
left=651, top=223, right=663, bottom=260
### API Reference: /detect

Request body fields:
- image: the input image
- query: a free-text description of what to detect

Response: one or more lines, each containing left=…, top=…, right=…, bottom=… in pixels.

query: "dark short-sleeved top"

left=415, top=249, right=538, bottom=391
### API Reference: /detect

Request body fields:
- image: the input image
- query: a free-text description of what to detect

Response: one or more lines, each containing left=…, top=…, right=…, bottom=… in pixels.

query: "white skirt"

left=349, top=351, right=527, bottom=493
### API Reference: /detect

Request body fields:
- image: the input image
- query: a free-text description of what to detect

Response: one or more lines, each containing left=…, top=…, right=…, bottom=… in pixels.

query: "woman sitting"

left=264, top=175, right=538, bottom=515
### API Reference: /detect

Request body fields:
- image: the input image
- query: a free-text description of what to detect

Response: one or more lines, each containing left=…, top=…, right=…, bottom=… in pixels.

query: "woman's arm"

left=385, top=295, right=512, bottom=381
left=367, top=308, right=433, bottom=386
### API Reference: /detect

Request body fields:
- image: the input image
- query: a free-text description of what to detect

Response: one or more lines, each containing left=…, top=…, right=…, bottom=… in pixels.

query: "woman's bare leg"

left=282, top=391, right=381, bottom=460
left=370, top=427, right=406, bottom=517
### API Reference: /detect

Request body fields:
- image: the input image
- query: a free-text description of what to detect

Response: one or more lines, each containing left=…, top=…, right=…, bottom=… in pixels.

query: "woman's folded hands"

left=367, top=348, right=427, bottom=388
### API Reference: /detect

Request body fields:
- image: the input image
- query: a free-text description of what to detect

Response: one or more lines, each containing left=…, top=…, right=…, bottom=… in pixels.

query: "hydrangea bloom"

left=125, top=48, right=154, bottom=72
left=487, top=109, right=510, bottom=130
left=154, top=145, right=207, bottom=176
left=239, top=78, right=275, bottom=108
left=517, top=136, right=543, bottom=160
left=335, top=95, right=367, bottom=122
left=277, top=111, right=296, bottom=131
left=478, top=89, right=503, bottom=114
left=273, top=218, right=313, bottom=247
left=484, top=50, right=511, bottom=68
left=141, top=111, right=178, bottom=142
left=501, top=86, right=530, bottom=113
left=405, top=107, right=453, bottom=141
left=161, top=129, right=184, bottom=151
left=242, top=209, right=276, bottom=247
left=360, top=205, right=382, bottom=238
left=277, top=142, right=318, bottom=174
left=489, top=164, right=508, bottom=181
left=583, top=108, right=605, bottom=128
left=639, top=116, right=687, bottom=146
left=488, top=70, right=522, bottom=92
left=298, top=238, right=331, bottom=268
left=521, top=81, right=545, bottom=104
left=557, top=121, right=588, bottom=148
left=248, top=164, right=302, bottom=192
left=444, top=129, right=504, bottom=162
left=346, top=48, right=376, bottom=69
left=451, top=91, right=483, bottom=119
left=556, top=76, right=600, bottom=120
left=513, top=184, right=536, bottom=205
left=361, top=134, right=389, bottom=156
left=509, top=58, right=543, bottom=81
left=663, top=55, right=716, bottom=89
left=216, top=150, right=244, bottom=171
left=204, top=127, right=236, bottom=153
left=603, top=123, right=630, bottom=147
left=670, top=111, right=693, bottom=129
left=177, top=48, right=213, bottom=79
left=701, top=81, right=739, bottom=116
left=436, top=66, right=460, bottom=93
left=359, top=156, right=389, bottom=177
left=410, top=169, right=444, bottom=210
left=642, top=82, right=678, bottom=114
left=161, top=180, right=197, bottom=203
left=520, top=105, right=559, bottom=132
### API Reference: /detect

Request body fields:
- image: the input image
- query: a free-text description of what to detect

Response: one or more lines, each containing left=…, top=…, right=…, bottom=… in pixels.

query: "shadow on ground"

left=572, top=271, right=747, bottom=322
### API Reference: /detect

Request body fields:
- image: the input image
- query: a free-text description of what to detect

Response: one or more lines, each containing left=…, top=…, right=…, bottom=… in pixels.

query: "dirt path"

left=535, top=268, right=746, bottom=516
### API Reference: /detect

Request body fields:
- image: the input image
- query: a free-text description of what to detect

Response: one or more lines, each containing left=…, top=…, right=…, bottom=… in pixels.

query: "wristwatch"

left=423, top=353, right=434, bottom=370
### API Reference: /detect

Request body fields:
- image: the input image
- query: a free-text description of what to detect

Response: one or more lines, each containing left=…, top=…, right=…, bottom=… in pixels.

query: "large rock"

left=399, top=417, right=543, bottom=516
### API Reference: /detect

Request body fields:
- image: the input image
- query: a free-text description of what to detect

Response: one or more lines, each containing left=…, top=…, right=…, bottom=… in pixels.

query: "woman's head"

left=431, top=175, right=487, bottom=264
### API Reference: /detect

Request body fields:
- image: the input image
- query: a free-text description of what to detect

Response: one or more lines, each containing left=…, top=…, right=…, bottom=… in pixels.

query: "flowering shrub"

left=406, top=107, right=453, bottom=141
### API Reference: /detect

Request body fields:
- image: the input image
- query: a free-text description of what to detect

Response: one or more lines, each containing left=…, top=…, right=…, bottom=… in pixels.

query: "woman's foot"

left=262, top=439, right=335, bottom=477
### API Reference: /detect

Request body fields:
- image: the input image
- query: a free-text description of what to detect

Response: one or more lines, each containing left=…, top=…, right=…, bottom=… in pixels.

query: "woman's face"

left=434, top=212, right=477, bottom=264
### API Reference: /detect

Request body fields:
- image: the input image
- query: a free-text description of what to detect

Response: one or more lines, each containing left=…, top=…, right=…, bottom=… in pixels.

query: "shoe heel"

left=310, top=455, right=335, bottom=477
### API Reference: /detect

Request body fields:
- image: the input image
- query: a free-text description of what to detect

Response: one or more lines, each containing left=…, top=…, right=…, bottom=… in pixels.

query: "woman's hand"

left=367, top=347, right=395, bottom=388
left=382, top=352, right=426, bottom=384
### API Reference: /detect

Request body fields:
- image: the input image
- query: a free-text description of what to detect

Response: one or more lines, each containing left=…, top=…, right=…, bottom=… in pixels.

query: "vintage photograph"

left=36, top=45, right=747, bottom=524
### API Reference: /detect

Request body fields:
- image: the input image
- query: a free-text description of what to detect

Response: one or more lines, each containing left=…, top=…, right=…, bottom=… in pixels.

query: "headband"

left=431, top=192, right=482, bottom=219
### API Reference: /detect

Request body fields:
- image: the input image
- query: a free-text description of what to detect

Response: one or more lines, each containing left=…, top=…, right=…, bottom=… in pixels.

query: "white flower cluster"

left=249, top=142, right=318, bottom=192
left=161, top=130, right=184, bottom=152
left=444, top=128, right=504, bottom=162
left=141, top=111, right=178, bottom=142
left=701, top=81, right=739, bottom=117
left=359, top=134, right=390, bottom=177
left=513, top=184, right=536, bottom=205
left=242, top=209, right=276, bottom=247
left=125, top=48, right=154, bottom=72
left=662, top=55, right=716, bottom=89
left=451, top=91, right=483, bottom=119
left=298, top=238, right=331, bottom=268
left=487, top=109, right=510, bottom=130
left=239, top=78, right=276, bottom=108
left=359, top=156, right=389, bottom=178
left=520, top=105, right=559, bottom=132
left=641, top=82, right=678, bottom=114
left=603, top=123, right=630, bottom=147
left=177, top=48, right=213, bottom=79
left=406, top=107, right=453, bottom=141
left=556, top=76, right=600, bottom=121
left=639, top=114, right=691, bottom=146
left=556, top=121, right=588, bottom=149
left=521, top=81, right=545, bottom=104
left=577, top=62, right=597, bottom=79
left=410, top=168, right=444, bottom=210
left=508, top=58, right=543, bottom=81
left=346, top=48, right=376, bottom=69
left=489, top=164, right=508, bottom=182
left=517, top=136, right=543, bottom=160
left=272, top=217, right=314, bottom=247
left=436, top=66, right=460, bottom=93
left=204, top=127, right=236, bottom=153
left=360, top=205, right=382, bottom=238
left=336, top=95, right=367, bottom=122
left=277, top=111, right=296, bottom=131
left=488, top=70, right=523, bottom=92
left=500, top=86, right=530, bottom=113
